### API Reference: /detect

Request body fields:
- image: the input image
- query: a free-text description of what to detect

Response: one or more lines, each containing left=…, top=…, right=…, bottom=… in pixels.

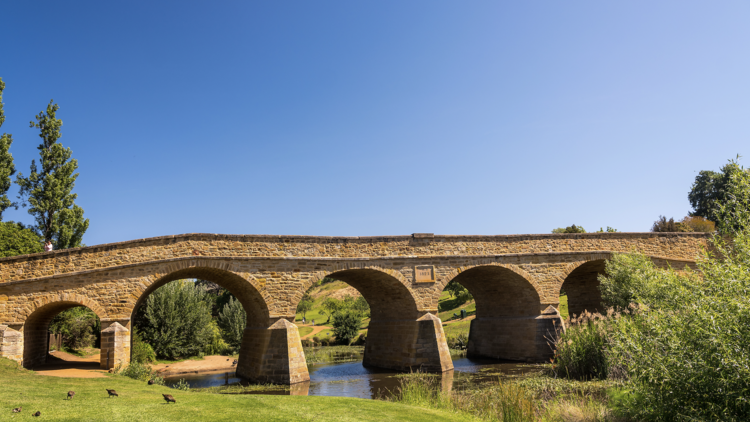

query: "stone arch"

left=292, top=265, right=417, bottom=320
left=559, top=258, right=609, bottom=318
left=132, top=260, right=271, bottom=328
left=439, top=263, right=542, bottom=317
left=17, top=293, right=107, bottom=323
left=21, top=296, right=106, bottom=369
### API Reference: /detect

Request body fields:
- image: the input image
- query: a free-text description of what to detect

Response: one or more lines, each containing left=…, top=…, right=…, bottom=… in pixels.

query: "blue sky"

left=1, top=1, right=748, bottom=246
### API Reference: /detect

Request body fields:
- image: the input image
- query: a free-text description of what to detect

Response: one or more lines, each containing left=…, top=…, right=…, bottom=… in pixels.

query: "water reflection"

left=163, top=356, right=541, bottom=399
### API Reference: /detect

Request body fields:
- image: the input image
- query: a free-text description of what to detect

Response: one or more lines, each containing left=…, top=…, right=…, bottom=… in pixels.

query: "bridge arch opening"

left=560, top=260, right=607, bottom=319
left=130, top=266, right=271, bottom=367
left=292, top=268, right=451, bottom=372
left=22, top=301, right=103, bottom=369
left=441, top=265, right=555, bottom=362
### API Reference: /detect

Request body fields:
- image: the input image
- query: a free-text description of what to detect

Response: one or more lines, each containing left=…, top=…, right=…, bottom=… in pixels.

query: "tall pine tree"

left=16, top=100, right=89, bottom=248
left=0, top=77, right=16, bottom=220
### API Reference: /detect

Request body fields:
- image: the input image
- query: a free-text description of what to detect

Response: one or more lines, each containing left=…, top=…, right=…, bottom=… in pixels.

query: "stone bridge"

left=0, top=232, right=708, bottom=384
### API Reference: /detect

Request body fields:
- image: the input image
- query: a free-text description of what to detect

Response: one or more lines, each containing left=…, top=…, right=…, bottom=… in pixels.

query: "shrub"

left=552, top=225, right=586, bottom=233
left=446, top=333, right=468, bottom=350
left=116, top=362, right=164, bottom=385
left=551, top=311, right=610, bottom=380
left=651, top=215, right=679, bottom=232
left=171, top=378, right=190, bottom=391
left=300, top=339, right=312, bottom=347
left=131, top=330, right=156, bottom=364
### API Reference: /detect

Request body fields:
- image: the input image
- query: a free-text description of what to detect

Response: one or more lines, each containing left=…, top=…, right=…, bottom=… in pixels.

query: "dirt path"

left=442, top=315, right=476, bottom=325
left=34, top=350, right=108, bottom=378
left=151, top=355, right=236, bottom=377
left=300, top=325, right=329, bottom=340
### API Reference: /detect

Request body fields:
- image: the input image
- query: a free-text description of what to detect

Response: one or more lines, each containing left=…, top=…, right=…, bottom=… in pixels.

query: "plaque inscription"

left=414, top=265, right=436, bottom=283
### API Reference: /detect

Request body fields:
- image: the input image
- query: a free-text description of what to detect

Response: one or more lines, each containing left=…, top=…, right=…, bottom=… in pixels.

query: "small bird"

left=12, top=406, right=21, bottom=413
left=232, top=359, right=238, bottom=365
left=67, top=391, right=75, bottom=400
left=147, top=379, right=154, bottom=385
left=33, top=411, right=41, bottom=417
left=162, top=394, right=176, bottom=404
left=106, top=389, right=119, bottom=398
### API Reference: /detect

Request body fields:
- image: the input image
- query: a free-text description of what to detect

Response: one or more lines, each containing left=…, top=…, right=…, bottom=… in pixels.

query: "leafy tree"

left=320, top=297, right=343, bottom=323
left=651, top=215, right=680, bottom=232
left=137, top=280, right=214, bottom=359
left=296, top=298, right=313, bottom=320
left=711, top=159, right=750, bottom=234
left=218, top=296, right=246, bottom=352
left=688, top=158, right=750, bottom=224
left=351, top=296, right=370, bottom=317
left=49, top=306, right=100, bottom=351
left=0, top=78, right=16, bottom=220
left=596, top=226, right=618, bottom=233
left=15, top=101, right=89, bottom=248
left=130, top=329, right=157, bottom=364
left=552, top=225, right=586, bottom=233
left=0, top=221, right=43, bottom=257
left=444, top=280, right=473, bottom=305
left=331, top=310, right=363, bottom=345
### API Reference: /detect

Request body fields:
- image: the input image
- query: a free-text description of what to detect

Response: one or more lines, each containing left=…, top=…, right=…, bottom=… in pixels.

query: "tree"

left=15, top=100, right=89, bottom=248
left=688, top=159, right=750, bottom=224
left=678, top=216, right=715, bottom=233
left=49, top=306, right=100, bottom=351
left=217, top=296, right=246, bottom=352
left=320, top=297, right=343, bottom=323
left=331, top=310, right=363, bottom=345
left=0, top=78, right=16, bottom=220
left=596, top=226, right=618, bottom=233
left=0, top=221, right=43, bottom=257
left=296, top=298, right=313, bottom=320
left=351, top=296, right=370, bottom=317
left=137, top=280, right=214, bottom=359
left=651, top=215, right=679, bottom=232
left=552, top=225, right=586, bottom=233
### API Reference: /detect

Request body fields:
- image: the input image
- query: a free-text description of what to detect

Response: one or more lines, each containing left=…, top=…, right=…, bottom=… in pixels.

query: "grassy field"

left=0, top=358, right=470, bottom=421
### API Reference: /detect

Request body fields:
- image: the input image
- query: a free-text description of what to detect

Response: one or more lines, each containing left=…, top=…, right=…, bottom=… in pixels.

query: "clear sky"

left=1, top=1, right=748, bottom=246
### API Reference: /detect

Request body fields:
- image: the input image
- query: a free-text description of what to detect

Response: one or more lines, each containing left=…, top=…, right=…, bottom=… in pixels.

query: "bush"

left=116, top=362, right=164, bottom=385
left=446, top=333, right=468, bottom=350
left=331, top=310, right=362, bottom=345
left=552, top=225, right=586, bottom=233
left=131, top=330, right=156, bottom=364
left=137, top=280, right=214, bottom=359
left=552, top=311, right=610, bottom=380
left=301, top=339, right=312, bottom=347
left=217, top=296, right=246, bottom=352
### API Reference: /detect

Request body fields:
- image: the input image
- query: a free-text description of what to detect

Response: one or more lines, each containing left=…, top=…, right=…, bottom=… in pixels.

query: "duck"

left=12, top=406, right=21, bottom=413
left=33, top=411, right=41, bottom=417
left=106, top=389, right=119, bottom=398
left=67, top=391, right=75, bottom=400
left=162, top=394, right=176, bottom=404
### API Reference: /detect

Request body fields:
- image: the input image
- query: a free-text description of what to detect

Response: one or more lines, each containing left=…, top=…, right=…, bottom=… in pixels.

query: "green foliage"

left=296, top=296, right=313, bottom=319
left=15, top=100, right=89, bottom=248
left=443, top=280, right=473, bottom=304
left=48, top=306, right=100, bottom=351
left=552, top=225, right=586, bottom=233
left=0, top=221, right=43, bottom=257
left=351, top=295, right=370, bottom=316
left=137, top=281, right=214, bottom=359
left=651, top=215, right=680, bottom=232
left=171, top=378, right=191, bottom=391
left=331, top=309, right=363, bottom=345
left=217, top=297, right=245, bottom=352
left=116, top=361, right=164, bottom=385
left=552, top=311, right=610, bottom=380
left=130, top=329, right=156, bottom=364
left=711, top=158, right=750, bottom=234
left=596, top=226, right=618, bottom=232
left=320, top=297, right=344, bottom=323
left=0, top=78, right=16, bottom=220
left=446, top=333, right=468, bottom=350
left=689, top=158, right=750, bottom=225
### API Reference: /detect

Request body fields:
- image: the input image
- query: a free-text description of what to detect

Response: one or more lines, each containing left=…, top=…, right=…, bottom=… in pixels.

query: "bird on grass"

left=232, top=359, right=238, bottom=365
left=162, top=394, right=176, bottom=404
left=148, top=379, right=154, bottom=385
left=106, top=389, right=119, bottom=398
left=33, top=411, right=41, bottom=417
left=12, top=406, right=21, bottom=413
left=67, top=391, right=75, bottom=400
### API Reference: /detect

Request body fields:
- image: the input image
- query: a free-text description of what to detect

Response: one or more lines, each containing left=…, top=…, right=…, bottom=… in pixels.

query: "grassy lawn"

left=297, top=326, right=314, bottom=338
left=558, top=294, right=568, bottom=320
left=442, top=320, right=471, bottom=338
left=0, top=358, right=469, bottom=421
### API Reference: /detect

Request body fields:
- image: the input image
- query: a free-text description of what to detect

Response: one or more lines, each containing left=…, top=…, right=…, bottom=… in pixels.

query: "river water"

left=163, top=350, right=542, bottom=399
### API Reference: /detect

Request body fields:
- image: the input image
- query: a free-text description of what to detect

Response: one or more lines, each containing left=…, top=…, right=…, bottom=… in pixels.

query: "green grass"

left=558, top=294, right=568, bottom=320
left=442, top=320, right=471, bottom=339
left=0, top=358, right=469, bottom=421
left=297, top=326, right=314, bottom=338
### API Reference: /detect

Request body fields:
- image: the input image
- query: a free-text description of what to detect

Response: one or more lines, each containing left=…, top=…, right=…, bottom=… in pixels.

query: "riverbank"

left=0, top=357, right=468, bottom=421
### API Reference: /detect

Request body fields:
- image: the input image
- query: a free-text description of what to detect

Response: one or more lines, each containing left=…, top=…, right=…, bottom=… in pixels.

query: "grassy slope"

left=0, top=358, right=468, bottom=421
